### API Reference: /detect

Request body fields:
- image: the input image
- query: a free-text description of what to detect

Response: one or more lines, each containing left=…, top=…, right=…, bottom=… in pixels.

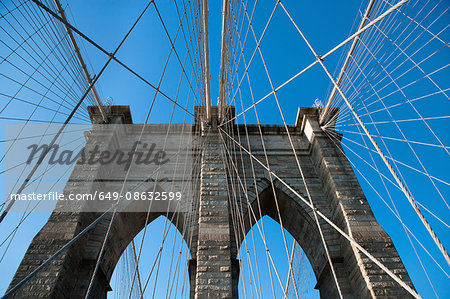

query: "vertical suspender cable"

left=319, top=0, right=375, bottom=125
left=218, top=0, right=230, bottom=121
left=280, top=0, right=450, bottom=266
left=53, top=0, right=108, bottom=123
left=0, top=0, right=147, bottom=224
left=201, top=0, right=212, bottom=122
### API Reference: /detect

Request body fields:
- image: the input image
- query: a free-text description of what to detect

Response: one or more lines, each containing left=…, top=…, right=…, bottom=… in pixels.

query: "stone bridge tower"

left=7, top=106, right=415, bottom=298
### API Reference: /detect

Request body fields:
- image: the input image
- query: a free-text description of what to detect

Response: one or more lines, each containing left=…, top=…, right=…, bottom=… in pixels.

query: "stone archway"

left=7, top=208, right=193, bottom=299
left=238, top=184, right=349, bottom=298
left=7, top=106, right=417, bottom=298
left=223, top=107, right=416, bottom=298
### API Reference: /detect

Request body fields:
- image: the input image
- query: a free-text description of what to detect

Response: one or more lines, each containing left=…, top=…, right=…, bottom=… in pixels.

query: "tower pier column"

left=194, top=107, right=239, bottom=298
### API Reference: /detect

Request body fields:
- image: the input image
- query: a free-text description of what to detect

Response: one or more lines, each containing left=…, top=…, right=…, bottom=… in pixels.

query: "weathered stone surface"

left=7, top=106, right=414, bottom=298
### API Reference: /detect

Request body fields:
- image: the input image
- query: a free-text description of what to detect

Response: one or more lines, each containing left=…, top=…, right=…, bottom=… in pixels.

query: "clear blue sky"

left=0, top=0, right=448, bottom=298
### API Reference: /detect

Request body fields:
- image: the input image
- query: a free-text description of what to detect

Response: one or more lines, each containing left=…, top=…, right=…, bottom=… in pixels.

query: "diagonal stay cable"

left=125, top=8, right=199, bottom=294
left=1, top=131, right=197, bottom=298
left=0, top=1, right=153, bottom=224
left=220, top=0, right=411, bottom=127
left=279, top=0, right=450, bottom=267
left=320, top=0, right=376, bottom=125
left=337, top=134, right=449, bottom=228
left=218, top=126, right=421, bottom=298
left=346, top=110, right=440, bottom=297
left=1, top=1, right=93, bottom=113
left=324, top=127, right=450, bottom=278
left=246, top=0, right=344, bottom=295
left=29, top=0, right=195, bottom=118
left=331, top=47, right=450, bottom=209
left=217, top=130, right=289, bottom=297
left=153, top=1, right=202, bottom=107
left=0, top=0, right=29, bottom=20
